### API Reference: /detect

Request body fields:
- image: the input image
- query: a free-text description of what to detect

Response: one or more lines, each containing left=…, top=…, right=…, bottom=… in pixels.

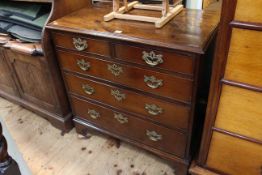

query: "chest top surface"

left=47, top=3, right=220, bottom=54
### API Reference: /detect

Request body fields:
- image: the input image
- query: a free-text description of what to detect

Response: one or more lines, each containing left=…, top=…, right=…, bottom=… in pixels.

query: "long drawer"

left=64, top=73, right=191, bottom=130
left=70, top=95, right=187, bottom=158
left=207, top=132, right=262, bottom=175
left=114, top=43, right=194, bottom=75
left=215, top=85, right=262, bottom=141
left=57, top=50, right=193, bottom=103
left=225, top=28, right=262, bottom=87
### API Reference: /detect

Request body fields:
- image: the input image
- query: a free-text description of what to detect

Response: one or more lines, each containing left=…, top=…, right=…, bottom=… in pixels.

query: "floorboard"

left=0, top=97, right=176, bottom=175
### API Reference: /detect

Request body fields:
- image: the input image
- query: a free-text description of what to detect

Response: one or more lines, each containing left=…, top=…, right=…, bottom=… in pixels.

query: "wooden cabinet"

left=0, top=49, right=18, bottom=96
left=5, top=50, right=56, bottom=110
left=47, top=3, right=220, bottom=175
left=190, top=0, right=262, bottom=174
left=0, top=0, right=92, bottom=131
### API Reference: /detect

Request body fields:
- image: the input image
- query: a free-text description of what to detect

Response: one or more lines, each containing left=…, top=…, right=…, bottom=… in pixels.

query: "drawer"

left=225, top=28, right=262, bottom=87
left=207, top=132, right=262, bottom=175
left=52, top=32, right=110, bottom=57
left=234, top=0, right=262, bottom=23
left=57, top=50, right=193, bottom=102
left=70, top=96, right=187, bottom=158
left=215, top=85, right=262, bottom=141
left=114, top=44, right=194, bottom=75
left=64, top=73, right=191, bottom=130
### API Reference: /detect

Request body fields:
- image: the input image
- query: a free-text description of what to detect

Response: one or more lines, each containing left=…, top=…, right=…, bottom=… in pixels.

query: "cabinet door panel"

left=6, top=50, right=56, bottom=110
left=0, top=49, right=18, bottom=96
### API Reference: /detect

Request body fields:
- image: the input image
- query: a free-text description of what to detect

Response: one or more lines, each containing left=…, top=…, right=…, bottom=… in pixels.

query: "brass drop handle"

left=88, top=109, right=100, bottom=119
left=142, top=51, right=163, bottom=67
left=73, top=37, right=88, bottom=51
left=145, top=104, right=163, bottom=116
left=144, top=75, right=163, bottom=89
left=114, top=113, right=128, bottom=124
left=82, top=84, right=95, bottom=95
left=77, top=59, right=90, bottom=71
left=111, top=89, right=126, bottom=101
left=108, top=64, right=123, bottom=76
left=146, top=130, right=162, bottom=142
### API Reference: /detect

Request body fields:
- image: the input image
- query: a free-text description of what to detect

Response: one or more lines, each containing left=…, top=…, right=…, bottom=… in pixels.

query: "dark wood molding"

left=212, top=127, right=262, bottom=145
left=197, top=0, right=237, bottom=165
left=230, top=21, right=262, bottom=31
left=221, top=79, right=262, bottom=93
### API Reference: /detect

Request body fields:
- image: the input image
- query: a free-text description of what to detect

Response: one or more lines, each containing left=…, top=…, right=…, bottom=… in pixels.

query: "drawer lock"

left=108, top=64, right=123, bottom=76
left=111, top=89, right=126, bottom=101
left=114, top=113, right=128, bottom=124
left=73, top=37, right=88, bottom=51
left=77, top=59, right=90, bottom=71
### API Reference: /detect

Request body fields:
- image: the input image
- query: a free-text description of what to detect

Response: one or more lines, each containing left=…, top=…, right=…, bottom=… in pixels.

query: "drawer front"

left=115, top=44, right=194, bottom=75
left=225, top=28, right=262, bottom=87
left=64, top=73, right=191, bottom=130
left=207, top=132, right=262, bottom=175
left=215, top=85, right=262, bottom=141
left=57, top=51, right=193, bottom=102
left=52, top=33, right=110, bottom=57
left=234, top=0, right=262, bottom=23
left=70, top=96, right=187, bottom=158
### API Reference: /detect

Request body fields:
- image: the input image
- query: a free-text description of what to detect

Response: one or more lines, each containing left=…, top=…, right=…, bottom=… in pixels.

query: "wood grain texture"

left=206, top=132, right=262, bottom=175
left=64, top=73, right=191, bottom=131
left=234, top=0, right=262, bottom=23
left=70, top=96, right=187, bottom=158
left=225, top=28, right=262, bottom=88
left=5, top=50, right=56, bottom=111
left=202, top=0, right=219, bottom=9
left=0, top=97, right=178, bottom=175
left=114, top=43, right=194, bottom=76
left=0, top=49, right=19, bottom=97
left=57, top=50, right=193, bottom=103
left=52, top=33, right=111, bottom=57
left=215, top=85, right=262, bottom=141
left=47, top=4, right=220, bottom=53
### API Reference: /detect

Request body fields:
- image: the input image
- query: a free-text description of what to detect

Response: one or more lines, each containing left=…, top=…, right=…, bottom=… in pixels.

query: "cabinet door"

left=0, top=49, right=19, bottom=96
left=6, top=50, right=56, bottom=111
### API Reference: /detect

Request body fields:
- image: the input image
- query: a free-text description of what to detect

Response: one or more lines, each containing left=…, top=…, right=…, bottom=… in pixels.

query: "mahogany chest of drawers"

left=47, top=4, right=220, bottom=175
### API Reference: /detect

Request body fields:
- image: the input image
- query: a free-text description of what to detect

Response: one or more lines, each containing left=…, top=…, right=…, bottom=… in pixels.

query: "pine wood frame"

left=104, top=0, right=183, bottom=28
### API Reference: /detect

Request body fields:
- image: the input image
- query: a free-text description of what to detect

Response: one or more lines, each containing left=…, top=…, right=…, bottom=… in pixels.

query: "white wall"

left=186, top=0, right=203, bottom=9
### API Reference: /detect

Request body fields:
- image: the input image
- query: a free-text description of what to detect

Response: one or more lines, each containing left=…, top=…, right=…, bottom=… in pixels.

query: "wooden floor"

left=0, top=97, right=176, bottom=175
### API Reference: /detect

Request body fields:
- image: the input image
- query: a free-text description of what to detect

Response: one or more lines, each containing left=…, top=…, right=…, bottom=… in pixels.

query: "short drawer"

left=52, top=32, right=110, bottom=57
left=57, top=50, right=193, bottom=103
left=115, top=44, right=194, bottom=75
left=215, top=85, right=262, bottom=141
left=225, top=28, right=262, bottom=87
left=70, top=96, right=187, bottom=158
left=64, top=73, right=191, bottom=130
left=207, top=132, right=262, bottom=175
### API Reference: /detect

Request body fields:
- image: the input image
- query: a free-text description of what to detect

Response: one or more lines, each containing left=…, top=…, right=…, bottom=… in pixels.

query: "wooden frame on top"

left=104, top=0, right=183, bottom=28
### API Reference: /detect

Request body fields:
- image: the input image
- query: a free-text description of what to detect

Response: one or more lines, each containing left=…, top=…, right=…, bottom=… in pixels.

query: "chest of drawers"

left=47, top=4, right=220, bottom=175
left=190, top=0, right=262, bottom=175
